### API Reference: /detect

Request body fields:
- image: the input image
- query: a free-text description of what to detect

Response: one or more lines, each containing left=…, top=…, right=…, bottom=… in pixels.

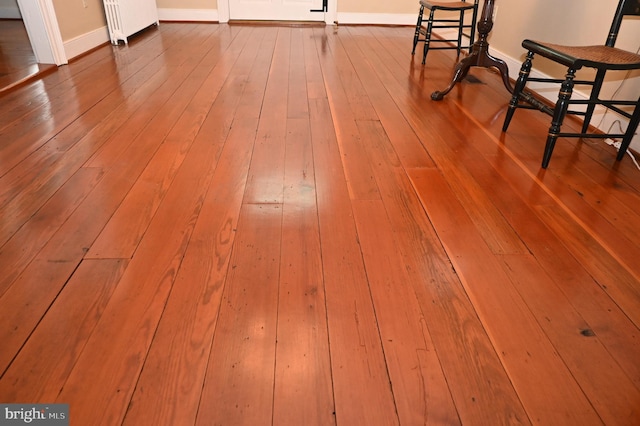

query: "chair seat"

left=420, top=0, right=476, bottom=11
left=523, top=40, right=640, bottom=70
left=413, top=0, right=479, bottom=65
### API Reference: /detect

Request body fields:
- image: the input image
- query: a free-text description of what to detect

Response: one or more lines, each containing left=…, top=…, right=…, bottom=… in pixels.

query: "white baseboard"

left=157, top=8, right=218, bottom=22
left=336, top=12, right=415, bottom=26
left=64, top=26, right=110, bottom=61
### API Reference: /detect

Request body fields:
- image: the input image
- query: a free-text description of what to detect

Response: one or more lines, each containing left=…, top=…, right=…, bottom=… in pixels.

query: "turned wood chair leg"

left=503, top=52, right=534, bottom=132
left=542, top=69, right=576, bottom=168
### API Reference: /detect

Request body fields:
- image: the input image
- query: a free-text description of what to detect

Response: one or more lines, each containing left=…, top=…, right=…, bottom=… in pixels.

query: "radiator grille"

left=104, top=0, right=124, bottom=44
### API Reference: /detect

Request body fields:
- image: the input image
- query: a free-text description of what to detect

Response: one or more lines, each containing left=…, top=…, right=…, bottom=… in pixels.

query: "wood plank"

left=273, top=33, right=336, bottom=425
left=310, top=39, right=399, bottom=425
left=122, top=27, right=274, bottom=426
left=353, top=198, right=460, bottom=425
left=0, top=259, right=128, bottom=401
left=302, top=27, right=327, bottom=102
left=287, top=27, right=310, bottom=119
left=84, top=26, right=219, bottom=170
left=0, top=24, right=198, bottom=176
left=326, top=29, right=378, bottom=121
left=195, top=203, right=282, bottom=426
left=86, top=26, right=249, bottom=259
left=123, top=117, right=260, bottom=425
left=0, top=22, right=177, bottom=126
left=242, top=27, right=289, bottom=205
left=273, top=117, right=334, bottom=426
left=354, top=118, right=530, bottom=425
left=536, top=203, right=640, bottom=327
left=235, top=27, right=278, bottom=120
left=435, top=121, right=640, bottom=388
left=55, top=80, right=230, bottom=423
left=408, top=167, right=603, bottom=425
left=316, top=27, right=380, bottom=201
left=499, top=254, right=640, bottom=424
left=0, top=27, right=236, bottom=374
left=0, top=24, right=217, bottom=248
left=317, top=29, right=529, bottom=423
left=439, top=63, right=640, bottom=281
left=0, top=23, right=639, bottom=426
left=347, top=26, right=528, bottom=256
left=0, top=167, right=102, bottom=298
left=309, top=96, right=399, bottom=425
left=338, top=27, right=436, bottom=170
left=0, top=20, right=40, bottom=93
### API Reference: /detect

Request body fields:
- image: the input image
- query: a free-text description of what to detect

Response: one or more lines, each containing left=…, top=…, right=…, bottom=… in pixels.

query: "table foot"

left=431, top=54, right=474, bottom=100
left=430, top=0, right=512, bottom=101
left=431, top=48, right=512, bottom=101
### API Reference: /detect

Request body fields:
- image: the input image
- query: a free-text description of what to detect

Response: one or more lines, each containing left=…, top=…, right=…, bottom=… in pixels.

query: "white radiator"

left=103, top=0, right=159, bottom=45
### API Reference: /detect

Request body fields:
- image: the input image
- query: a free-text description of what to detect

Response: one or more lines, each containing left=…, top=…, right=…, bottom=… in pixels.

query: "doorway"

left=0, top=18, right=42, bottom=92
left=16, top=0, right=66, bottom=66
left=221, top=0, right=337, bottom=23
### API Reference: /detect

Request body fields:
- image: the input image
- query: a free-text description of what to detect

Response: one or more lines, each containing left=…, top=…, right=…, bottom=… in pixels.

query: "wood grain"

left=1, top=22, right=639, bottom=426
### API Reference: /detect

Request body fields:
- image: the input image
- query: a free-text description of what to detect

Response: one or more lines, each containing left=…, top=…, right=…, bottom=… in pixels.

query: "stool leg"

left=469, top=3, right=478, bottom=53
left=542, top=69, right=576, bottom=168
left=456, top=10, right=464, bottom=58
left=503, top=51, right=533, bottom=132
left=617, top=98, right=640, bottom=161
left=422, top=9, right=435, bottom=64
left=582, top=69, right=606, bottom=133
left=412, top=6, right=424, bottom=55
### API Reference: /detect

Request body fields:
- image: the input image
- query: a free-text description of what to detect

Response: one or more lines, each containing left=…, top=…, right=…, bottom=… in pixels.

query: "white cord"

left=597, top=44, right=640, bottom=171
left=606, top=138, right=640, bottom=170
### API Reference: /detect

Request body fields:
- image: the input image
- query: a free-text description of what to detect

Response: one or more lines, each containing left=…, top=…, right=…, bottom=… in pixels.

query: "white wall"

left=0, top=0, right=21, bottom=18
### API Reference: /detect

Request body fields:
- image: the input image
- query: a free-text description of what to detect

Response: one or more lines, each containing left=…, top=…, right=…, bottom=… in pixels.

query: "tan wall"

left=338, top=0, right=416, bottom=14
left=0, top=0, right=18, bottom=8
left=491, top=0, right=632, bottom=72
left=156, top=0, right=216, bottom=9
left=52, top=0, right=106, bottom=41
left=491, top=0, right=640, bottom=100
left=48, top=0, right=640, bottom=89
left=52, top=0, right=216, bottom=41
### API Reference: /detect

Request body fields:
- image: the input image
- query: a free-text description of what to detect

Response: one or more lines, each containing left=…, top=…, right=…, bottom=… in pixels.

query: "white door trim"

left=17, top=0, right=67, bottom=65
left=218, top=0, right=229, bottom=23
left=219, top=0, right=337, bottom=24
left=326, top=0, right=336, bottom=24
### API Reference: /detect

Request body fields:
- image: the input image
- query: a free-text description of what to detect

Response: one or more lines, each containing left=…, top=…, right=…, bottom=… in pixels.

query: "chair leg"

left=456, top=10, right=464, bottom=58
left=582, top=69, right=606, bottom=133
left=422, top=9, right=435, bottom=65
left=468, top=4, right=478, bottom=53
left=542, top=69, right=577, bottom=168
left=412, top=6, right=425, bottom=55
left=617, top=97, right=640, bottom=161
left=502, top=51, right=534, bottom=132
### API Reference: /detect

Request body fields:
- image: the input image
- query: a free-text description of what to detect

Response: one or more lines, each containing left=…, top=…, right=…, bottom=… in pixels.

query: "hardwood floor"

left=0, top=22, right=639, bottom=425
left=0, top=19, right=53, bottom=94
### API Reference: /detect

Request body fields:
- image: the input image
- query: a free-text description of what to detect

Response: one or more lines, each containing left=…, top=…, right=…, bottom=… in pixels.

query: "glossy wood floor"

left=0, top=19, right=51, bottom=94
left=1, top=23, right=639, bottom=425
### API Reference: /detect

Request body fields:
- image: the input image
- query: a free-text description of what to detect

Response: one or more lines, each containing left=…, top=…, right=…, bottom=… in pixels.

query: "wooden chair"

left=502, top=0, right=640, bottom=168
left=411, top=0, right=479, bottom=65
